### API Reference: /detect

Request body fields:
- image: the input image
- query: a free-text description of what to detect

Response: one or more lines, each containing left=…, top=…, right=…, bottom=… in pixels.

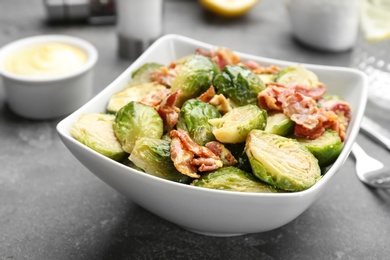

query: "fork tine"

left=352, top=142, right=388, bottom=188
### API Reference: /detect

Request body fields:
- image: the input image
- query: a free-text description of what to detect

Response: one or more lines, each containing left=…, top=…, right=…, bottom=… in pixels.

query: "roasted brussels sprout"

left=191, top=166, right=282, bottom=193
left=213, top=65, right=265, bottom=106
left=70, top=113, right=126, bottom=161
left=130, top=137, right=192, bottom=183
left=114, top=101, right=163, bottom=153
left=275, top=64, right=319, bottom=88
left=293, top=129, right=343, bottom=167
left=257, top=74, right=276, bottom=84
left=170, top=55, right=220, bottom=106
left=265, top=112, right=294, bottom=136
left=128, top=62, right=163, bottom=87
left=245, top=130, right=321, bottom=191
left=209, top=105, right=267, bottom=143
left=177, top=99, right=221, bottom=146
left=107, top=82, right=167, bottom=113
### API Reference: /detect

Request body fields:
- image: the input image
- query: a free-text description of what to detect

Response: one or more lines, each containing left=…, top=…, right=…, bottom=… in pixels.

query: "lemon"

left=360, top=0, right=390, bottom=42
left=199, top=0, right=259, bottom=18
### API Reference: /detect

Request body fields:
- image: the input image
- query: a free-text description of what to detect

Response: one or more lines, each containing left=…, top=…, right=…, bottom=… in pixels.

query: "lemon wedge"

left=199, top=0, right=259, bottom=18
left=360, top=0, right=390, bottom=42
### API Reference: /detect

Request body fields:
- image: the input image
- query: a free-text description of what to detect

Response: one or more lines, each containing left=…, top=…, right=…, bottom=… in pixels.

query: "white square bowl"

left=57, top=34, right=368, bottom=236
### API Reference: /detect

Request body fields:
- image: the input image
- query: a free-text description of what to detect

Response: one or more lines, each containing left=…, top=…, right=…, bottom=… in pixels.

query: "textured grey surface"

left=1, top=0, right=390, bottom=259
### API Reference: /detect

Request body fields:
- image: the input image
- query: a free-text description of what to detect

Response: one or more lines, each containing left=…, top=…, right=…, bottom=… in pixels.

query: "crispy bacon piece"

left=259, top=82, right=327, bottom=112
left=283, top=93, right=320, bottom=130
left=150, top=66, right=178, bottom=87
left=170, top=137, right=198, bottom=178
left=139, top=87, right=171, bottom=107
left=196, top=47, right=241, bottom=70
left=288, top=83, right=327, bottom=101
left=258, top=74, right=348, bottom=140
left=318, top=98, right=352, bottom=121
left=283, top=93, right=343, bottom=140
left=318, top=98, right=351, bottom=141
left=170, top=129, right=223, bottom=178
left=196, top=85, right=233, bottom=115
left=157, top=90, right=182, bottom=130
left=197, top=86, right=216, bottom=103
left=244, top=61, right=280, bottom=75
left=205, top=141, right=238, bottom=166
left=258, top=83, right=294, bottom=111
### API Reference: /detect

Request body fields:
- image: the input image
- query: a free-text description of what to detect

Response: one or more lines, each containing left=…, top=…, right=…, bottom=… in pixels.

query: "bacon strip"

left=258, top=83, right=294, bottom=111
left=287, top=83, right=327, bottom=101
left=197, top=86, right=216, bottom=103
left=170, top=129, right=223, bottom=178
left=157, top=90, right=182, bottom=130
left=170, top=137, right=198, bottom=178
left=150, top=66, right=178, bottom=87
left=283, top=93, right=343, bottom=140
left=318, top=98, right=351, bottom=141
left=259, top=80, right=349, bottom=140
left=196, top=47, right=241, bottom=70
left=139, top=87, right=171, bottom=107
left=205, top=141, right=238, bottom=166
left=244, top=61, right=280, bottom=75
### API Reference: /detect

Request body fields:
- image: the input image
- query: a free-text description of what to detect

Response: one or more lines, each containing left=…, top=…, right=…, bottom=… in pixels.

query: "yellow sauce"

left=3, top=42, right=88, bottom=77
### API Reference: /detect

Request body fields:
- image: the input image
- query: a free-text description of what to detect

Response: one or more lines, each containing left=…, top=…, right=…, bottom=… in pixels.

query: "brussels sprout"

left=70, top=113, right=127, bottom=161
left=170, top=55, right=220, bottom=106
left=209, top=105, right=267, bottom=144
left=128, top=62, right=163, bottom=87
left=173, top=54, right=195, bottom=65
left=191, top=166, right=282, bottom=193
left=114, top=101, right=163, bottom=153
left=293, top=129, right=343, bottom=167
left=265, top=112, right=294, bottom=136
left=177, top=99, right=221, bottom=146
left=107, top=82, right=167, bottom=113
left=245, top=130, right=321, bottom=191
left=129, top=137, right=192, bottom=183
left=257, top=74, right=276, bottom=84
left=275, top=64, right=319, bottom=88
left=213, top=65, right=265, bottom=106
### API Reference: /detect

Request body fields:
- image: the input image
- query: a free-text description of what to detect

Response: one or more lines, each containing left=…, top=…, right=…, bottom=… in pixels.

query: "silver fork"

left=351, top=142, right=390, bottom=189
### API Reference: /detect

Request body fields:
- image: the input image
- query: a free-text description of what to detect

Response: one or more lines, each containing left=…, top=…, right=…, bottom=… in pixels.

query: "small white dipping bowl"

left=57, top=34, right=368, bottom=236
left=0, top=35, right=98, bottom=119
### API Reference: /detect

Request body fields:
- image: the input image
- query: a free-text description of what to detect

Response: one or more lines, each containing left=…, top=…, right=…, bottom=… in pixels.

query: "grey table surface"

left=1, top=0, right=390, bottom=259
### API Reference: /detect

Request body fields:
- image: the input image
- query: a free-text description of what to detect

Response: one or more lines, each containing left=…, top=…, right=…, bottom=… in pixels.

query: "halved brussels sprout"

left=213, top=65, right=265, bottom=106
left=275, top=64, right=319, bottom=88
left=177, top=99, right=221, bottom=146
left=114, top=101, right=163, bottom=153
left=107, top=82, right=167, bottom=113
left=129, top=137, right=192, bottom=183
left=128, top=62, right=163, bottom=87
left=209, top=105, right=267, bottom=143
left=70, top=113, right=126, bottom=161
left=170, top=55, right=220, bottom=106
left=246, top=130, right=321, bottom=191
left=173, top=54, right=195, bottom=65
left=191, top=166, right=282, bottom=193
left=265, top=112, right=294, bottom=136
left=293, top=129, right=343, bottom=167
left=257, top=74, right=276, bottom=84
